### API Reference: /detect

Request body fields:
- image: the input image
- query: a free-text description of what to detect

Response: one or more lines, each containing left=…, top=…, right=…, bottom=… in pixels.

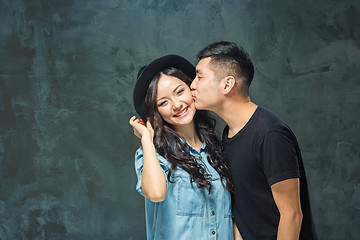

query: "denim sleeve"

left=134, top=146, right=170, bottom=196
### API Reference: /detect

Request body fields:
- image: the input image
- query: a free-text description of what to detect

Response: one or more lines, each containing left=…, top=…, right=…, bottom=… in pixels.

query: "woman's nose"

left=172, top=100, right=183, bottom=111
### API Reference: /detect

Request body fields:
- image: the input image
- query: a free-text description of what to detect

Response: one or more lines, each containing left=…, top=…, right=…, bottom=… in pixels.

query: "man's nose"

left=190, top=77, right=197, bottom=90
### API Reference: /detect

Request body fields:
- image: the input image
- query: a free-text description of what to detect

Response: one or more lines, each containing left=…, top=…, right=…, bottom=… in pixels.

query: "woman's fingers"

left=129, top=116, right=150, bottom=139
left=138, top=118, right=145, bottom=126
left=129, top=116, right=137, bottom=125
left=146, top=120, right=152, bottom=129
left=129, top=116, right=156, bottom=141
left=129, top=116, right=146, bottom=127
left=146, top=121, right=155, bottom=139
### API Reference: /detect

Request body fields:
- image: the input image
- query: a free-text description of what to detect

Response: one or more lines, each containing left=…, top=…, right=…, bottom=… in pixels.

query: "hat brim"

left=133, top=54, right=195, bottom=120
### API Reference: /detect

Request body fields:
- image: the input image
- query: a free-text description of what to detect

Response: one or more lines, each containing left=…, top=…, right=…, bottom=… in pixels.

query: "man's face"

left=190, top=57, right=223, bottom=111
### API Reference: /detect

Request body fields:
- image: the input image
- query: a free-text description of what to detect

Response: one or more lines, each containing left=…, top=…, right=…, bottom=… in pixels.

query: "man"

left=190, top=41, right=317, bottom=240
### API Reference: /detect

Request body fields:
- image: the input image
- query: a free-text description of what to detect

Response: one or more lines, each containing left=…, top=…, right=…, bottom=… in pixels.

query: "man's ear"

left=222, top=76, right=236, bottom=95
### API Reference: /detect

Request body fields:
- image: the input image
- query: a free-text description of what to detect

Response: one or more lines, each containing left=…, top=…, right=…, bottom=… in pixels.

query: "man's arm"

left=233, top=221, right=243, bottom=240
left=271, top=178, right=303, bottom=240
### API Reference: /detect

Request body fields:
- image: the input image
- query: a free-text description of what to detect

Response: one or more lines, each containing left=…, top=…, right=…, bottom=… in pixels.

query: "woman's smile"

left=156, top=74, right=196, bottom=127
left=174, top=107, right=189, bottom=118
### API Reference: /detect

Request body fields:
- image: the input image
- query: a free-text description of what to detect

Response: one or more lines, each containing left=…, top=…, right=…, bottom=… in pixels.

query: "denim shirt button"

left=212, top=230, right=215, bottom=235
left=212, top=211, right=215, bottom=215
left=198, top=156, right=202, bottom=160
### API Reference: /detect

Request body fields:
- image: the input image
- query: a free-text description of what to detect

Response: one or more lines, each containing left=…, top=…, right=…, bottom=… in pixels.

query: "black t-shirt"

left=223, top=106, right=317, bottom=240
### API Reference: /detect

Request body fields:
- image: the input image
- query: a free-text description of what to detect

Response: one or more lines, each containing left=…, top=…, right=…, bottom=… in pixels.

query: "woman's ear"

left=222, top=76, right=236, bottom=95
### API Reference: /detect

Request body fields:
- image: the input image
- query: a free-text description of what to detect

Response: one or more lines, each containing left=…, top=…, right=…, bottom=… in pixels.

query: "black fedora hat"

left=133, top=54, right=195, bottom=120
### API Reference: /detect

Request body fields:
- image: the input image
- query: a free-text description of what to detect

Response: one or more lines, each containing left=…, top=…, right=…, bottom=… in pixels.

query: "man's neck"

left=215, top=97, right=258, bottom=138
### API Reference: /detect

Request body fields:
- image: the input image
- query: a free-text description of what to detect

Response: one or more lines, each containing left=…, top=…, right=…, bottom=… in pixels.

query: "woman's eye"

left=177, top=89, right=184, bottom=95
left=158, top=101, right=167, bottom=107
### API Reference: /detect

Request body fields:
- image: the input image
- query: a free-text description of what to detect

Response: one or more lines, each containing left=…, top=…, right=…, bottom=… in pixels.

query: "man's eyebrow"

left=196, top=69, right=202, bottom=74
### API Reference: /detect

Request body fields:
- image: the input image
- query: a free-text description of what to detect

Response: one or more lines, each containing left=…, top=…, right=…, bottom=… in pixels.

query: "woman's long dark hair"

left=144, top=67, right=232, bottom=193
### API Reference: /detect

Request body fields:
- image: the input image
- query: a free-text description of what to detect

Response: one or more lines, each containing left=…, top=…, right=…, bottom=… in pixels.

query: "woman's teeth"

left=175, top=107, right=188, bottom=117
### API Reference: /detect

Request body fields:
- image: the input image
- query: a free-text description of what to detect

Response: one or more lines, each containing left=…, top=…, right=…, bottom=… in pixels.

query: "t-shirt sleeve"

left=134, top=146, right=171, bottom=196
left=261, top=130, right=300, bottom=186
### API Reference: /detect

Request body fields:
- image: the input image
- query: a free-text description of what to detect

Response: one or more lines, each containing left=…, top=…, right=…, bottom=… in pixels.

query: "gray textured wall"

left=0, top=0, right=359, bottom=239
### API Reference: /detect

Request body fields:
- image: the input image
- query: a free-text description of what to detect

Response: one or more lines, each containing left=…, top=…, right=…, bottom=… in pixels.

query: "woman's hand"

left=129, top=116, right=154, bottom=140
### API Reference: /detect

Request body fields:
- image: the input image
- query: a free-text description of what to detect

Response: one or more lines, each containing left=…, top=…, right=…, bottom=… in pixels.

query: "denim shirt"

left=134, top=142, right=233, bottom=240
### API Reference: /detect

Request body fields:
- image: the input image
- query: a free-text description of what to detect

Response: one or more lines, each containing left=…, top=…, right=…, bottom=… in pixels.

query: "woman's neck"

left=174, top=122, right=203, bottom=151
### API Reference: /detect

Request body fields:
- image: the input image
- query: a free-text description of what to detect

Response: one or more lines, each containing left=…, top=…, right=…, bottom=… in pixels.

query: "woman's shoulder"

left=134, top=145, right=171, bottom=167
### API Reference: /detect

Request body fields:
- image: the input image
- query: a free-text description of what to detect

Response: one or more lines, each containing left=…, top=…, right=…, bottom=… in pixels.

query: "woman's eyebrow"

left=172, top=85, right=182, bottom=93
left=156, top=84, right=182, bottom=102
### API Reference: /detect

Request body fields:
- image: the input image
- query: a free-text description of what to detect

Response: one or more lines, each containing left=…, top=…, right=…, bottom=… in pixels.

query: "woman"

left=129, top=55, right=233, bottom=239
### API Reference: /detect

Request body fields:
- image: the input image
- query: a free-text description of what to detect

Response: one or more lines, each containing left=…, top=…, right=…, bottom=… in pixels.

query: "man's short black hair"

left=197, top=41, right=254, bottom=95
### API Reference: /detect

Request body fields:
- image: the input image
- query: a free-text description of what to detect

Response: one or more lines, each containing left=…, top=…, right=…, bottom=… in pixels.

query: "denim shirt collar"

left=178, top=137, right=206, bottom=154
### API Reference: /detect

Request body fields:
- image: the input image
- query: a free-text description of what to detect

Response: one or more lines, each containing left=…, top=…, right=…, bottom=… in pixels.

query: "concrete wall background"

left=0, top=0, right=359, bottom=239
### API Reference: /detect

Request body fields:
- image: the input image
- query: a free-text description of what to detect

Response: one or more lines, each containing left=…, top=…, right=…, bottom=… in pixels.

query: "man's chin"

left=194, top=102, right=206, bottom=111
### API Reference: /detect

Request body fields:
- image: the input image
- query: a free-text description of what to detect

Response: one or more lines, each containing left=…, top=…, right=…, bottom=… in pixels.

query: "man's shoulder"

left=256, top=106, right=289, bottom=131
left=221, top=106, right=292, bottom=143
left=257, top=106, right=283, bottom=122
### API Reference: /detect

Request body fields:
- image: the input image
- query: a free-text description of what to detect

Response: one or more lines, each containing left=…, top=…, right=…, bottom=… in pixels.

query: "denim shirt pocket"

left=224, top=191, right=232, bottom=218
left=176, top=176, right=205, bottom=217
